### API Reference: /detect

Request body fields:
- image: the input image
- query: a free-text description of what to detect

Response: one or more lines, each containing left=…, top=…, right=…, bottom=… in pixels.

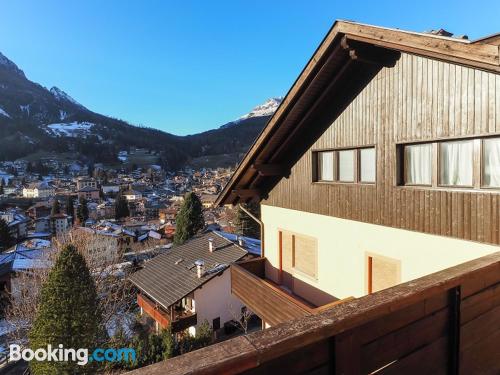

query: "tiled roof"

left=129, top=231, right=247, bottom=309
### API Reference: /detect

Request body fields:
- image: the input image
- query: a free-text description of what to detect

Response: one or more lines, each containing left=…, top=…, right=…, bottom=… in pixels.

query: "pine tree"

left=174, top=192, right=204, bottom=245
left=29, top=245, right=102, bottom=374
left=235, top=203, right=261, bottom=239
left=115, top=195, right=130, bottom=220
left=0, top=218, right=12, bottom=251
left=76, top=196, right=89, bottom=224
left=0, top=179, right=4, bottom=195
left=65, top=196, right=75, bottom=222
left=51, top=199, right=61, bottom=216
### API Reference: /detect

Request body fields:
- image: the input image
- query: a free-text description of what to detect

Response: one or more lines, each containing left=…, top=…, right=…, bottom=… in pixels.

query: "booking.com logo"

left=9, top=344, right=136, bottom=366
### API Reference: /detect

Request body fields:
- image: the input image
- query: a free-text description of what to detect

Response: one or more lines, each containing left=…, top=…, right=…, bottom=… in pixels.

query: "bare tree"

left=5, top=228, right=137, bottom=345
left=228, top=303, right=254, bottom=334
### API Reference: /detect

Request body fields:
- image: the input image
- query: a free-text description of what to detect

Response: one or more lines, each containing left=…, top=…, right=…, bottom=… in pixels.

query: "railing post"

left=334, top=330, right=361, bottom=375
left=449, top=286, right=461, bottom=375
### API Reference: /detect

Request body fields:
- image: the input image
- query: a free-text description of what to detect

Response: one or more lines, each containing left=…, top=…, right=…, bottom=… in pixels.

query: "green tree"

left=115, top=195, right=130, bottom=220
left=0, top=179, right=4, bottom=195
left=161, top=328, right=175, bottom=360
left=65, top=196, right=75, bottom=223
left=76, top=196, right=89, bottom=224
left=174, top=192, right=204, bottom=245
left=0, top=218, right=12, bottom=250
left=234, top=203, right=261, bottom=239
left=50, top=199, right=61, bottom=216
left=29, top=245, right=102, bottom=374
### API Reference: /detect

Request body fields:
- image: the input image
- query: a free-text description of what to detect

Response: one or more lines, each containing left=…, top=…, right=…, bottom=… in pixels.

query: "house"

left=214, top=21, right=500, bottom=329
left=102, top=184, right=120, bottom=194
left=26, top=202, right=52, bottom=220
left=76, top=177, right=98, bottom=190
left=22, top=181, right=55, bottom=198
left=129, top=21, right=500, bottom=375
left=0, top=210, right=30, bottom=241
left=77, top=186, right=100, bottom=201
left=123, top=189, right=142, bottom=201
left=200, top=194, right=217, bottom=208
left=34, top=214, right=72, bottom=236
left=129, top=231, right=249, bottom=335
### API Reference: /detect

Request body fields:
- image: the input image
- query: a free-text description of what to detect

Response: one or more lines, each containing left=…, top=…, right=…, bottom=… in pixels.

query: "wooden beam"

left=232, top=189, right=260, bottom=199
left=342, top=36, right=401, bottom=67
left=252, top=163, right=290, bottom=177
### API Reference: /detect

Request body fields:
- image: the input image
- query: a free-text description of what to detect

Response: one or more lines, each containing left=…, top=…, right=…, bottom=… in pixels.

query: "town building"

left=22, top=181, right=55, bottom=198
left=129, top=231, right=250, bottom=336
left=77, top=186, right=100, bottom=201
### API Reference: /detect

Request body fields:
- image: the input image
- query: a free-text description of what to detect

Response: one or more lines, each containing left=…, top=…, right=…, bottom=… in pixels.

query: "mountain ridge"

left=0, top=51, right=278, bottom=170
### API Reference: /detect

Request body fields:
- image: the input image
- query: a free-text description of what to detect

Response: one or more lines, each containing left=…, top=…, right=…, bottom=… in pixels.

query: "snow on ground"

left=45, top=121, right=94, bottom=137
left=0, top=107, right=10, bottom=118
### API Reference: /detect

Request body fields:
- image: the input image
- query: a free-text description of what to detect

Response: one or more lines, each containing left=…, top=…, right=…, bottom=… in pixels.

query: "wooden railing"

left=127, top=251, right=500, bottom=375
left=231, top=258, right=312, bottom=326
left=138, top=294, right=197, bottom=333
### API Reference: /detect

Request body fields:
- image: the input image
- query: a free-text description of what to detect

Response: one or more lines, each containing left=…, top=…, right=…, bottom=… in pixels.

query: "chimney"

left=237, top=236, right=245, bottom=247
left=195, top=260, right=204, bottom=279
left=208, top=238, right=215, bottom=252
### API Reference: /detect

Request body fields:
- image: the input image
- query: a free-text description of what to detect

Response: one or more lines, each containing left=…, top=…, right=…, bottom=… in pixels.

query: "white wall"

left=193, top=269, right=244, bottom=329
left=262, top=205, right=499, bottom=302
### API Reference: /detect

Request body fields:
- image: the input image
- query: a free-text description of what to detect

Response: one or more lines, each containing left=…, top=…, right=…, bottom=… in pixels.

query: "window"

left=279, top=230, right=318, bottom=280
left=338, top=150, right=355, bottom=182
left=317, top=151, right=334, bottom=181
left=360, top=148, right=376, bottom=183
left=367, top=253, right=401, bottom=294
left=404, top=143, right=432, bottom=185
left=483, top=138, right=500, bottom=188
left=439, top=140, right=473, bottom=187
left=212, top=317, right=220, bottom=330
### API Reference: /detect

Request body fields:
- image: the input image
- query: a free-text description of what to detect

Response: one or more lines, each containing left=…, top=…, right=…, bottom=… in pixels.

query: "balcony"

left=127, top=251, right=500, bottom=375
left=231, top=257, right=352, bottom=326
left=137, top=293, right=197, bottom=333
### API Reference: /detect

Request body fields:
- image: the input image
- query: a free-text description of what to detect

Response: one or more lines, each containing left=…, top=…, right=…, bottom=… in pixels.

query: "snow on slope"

left=0, top=107, right=10, bottom=118
left=238, top=97, right=282, bottom=121
left=50, top=86, right=83, bottom=107
left=45, top=121, right=94, bottom=137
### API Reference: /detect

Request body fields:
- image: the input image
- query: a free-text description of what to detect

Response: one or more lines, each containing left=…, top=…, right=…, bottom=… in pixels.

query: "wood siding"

left=264, top=53, right=500, bottom=246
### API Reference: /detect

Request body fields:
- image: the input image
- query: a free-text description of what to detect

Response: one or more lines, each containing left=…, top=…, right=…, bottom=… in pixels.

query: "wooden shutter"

left=293, top=234, right=318, bottom=278
left=368, top=254, right=401, bottom=293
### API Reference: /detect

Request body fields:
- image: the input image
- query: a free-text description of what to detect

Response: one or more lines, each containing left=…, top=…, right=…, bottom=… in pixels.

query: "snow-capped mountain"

left=220, top=97, right=283, bottom=129
left=50, top=86, right=84, bottom=108
left=238, top=97, right=283, bottom=121
left=0, top=50, right=280, bottom=169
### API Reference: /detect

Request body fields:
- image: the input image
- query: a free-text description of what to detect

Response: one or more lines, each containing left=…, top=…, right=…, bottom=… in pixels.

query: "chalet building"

left=77, top=186, right=100, bottom=201
left=130, top=21, right=500, bottom=375
left=22, top=181, right=55, bottom=198
left=76, top=177, right=98, bottom=190
left=0, top=210, right=30, bottom=241
left=123, top=189, right=142, bottom=201
left=129, top=231, right=249, bottom=336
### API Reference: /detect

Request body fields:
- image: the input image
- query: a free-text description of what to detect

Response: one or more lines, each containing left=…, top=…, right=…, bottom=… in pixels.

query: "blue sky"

left=1, top=1, right=499, bottom=135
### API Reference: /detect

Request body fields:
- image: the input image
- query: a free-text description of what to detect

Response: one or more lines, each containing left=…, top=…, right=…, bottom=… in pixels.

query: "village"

left=0, top=149, right=266, bottom=371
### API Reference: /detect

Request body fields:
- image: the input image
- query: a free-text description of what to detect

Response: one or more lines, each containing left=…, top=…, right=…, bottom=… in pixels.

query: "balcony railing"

left=137, top=293, right=197, bottom=333
left=127, top=251, right=500, bottom=374
left=231, top=257, right=352, bottom=326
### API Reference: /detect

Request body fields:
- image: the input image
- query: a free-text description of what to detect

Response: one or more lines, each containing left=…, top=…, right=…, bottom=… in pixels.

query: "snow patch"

left=19, top=104, right=30, bottom=116
left=0, top=107, right=10, bottom=118
left=50, top=86, right=82, bottom=107
left=59, top=109, right=68, bottom=120
left=45, top=121, right=94, bottom=137
left=238, top=97, right=282, bottom=121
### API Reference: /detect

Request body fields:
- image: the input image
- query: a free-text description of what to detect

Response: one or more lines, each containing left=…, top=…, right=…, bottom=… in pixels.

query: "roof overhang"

left=216, top=21, right=500, bottom=206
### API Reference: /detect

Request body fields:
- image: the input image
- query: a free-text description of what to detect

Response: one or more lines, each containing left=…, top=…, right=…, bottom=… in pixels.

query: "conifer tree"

left=115, top=195, right=130, bottom=220
left=51, top=199, right=61, bottom=216
left=65, top=196, right=75, bottom=222
left=0, top=218, right=12, bottom=251
left=0, top=179, right=4, bottom=195
left=29, top=245, right=102, bottom=374
left=76, top=196, right=89, bottom=224
left=174, top=192, right=204, bottom=245
left=234, top=203, right=261, bottom=239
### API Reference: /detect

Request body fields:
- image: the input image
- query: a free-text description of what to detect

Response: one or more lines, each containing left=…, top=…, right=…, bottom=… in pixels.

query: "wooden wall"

left=264, top=53, right=500, bottom=246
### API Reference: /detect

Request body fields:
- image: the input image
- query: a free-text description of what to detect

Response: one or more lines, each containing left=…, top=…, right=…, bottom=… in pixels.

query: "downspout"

left=238, top=204, right=265, bottom=258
